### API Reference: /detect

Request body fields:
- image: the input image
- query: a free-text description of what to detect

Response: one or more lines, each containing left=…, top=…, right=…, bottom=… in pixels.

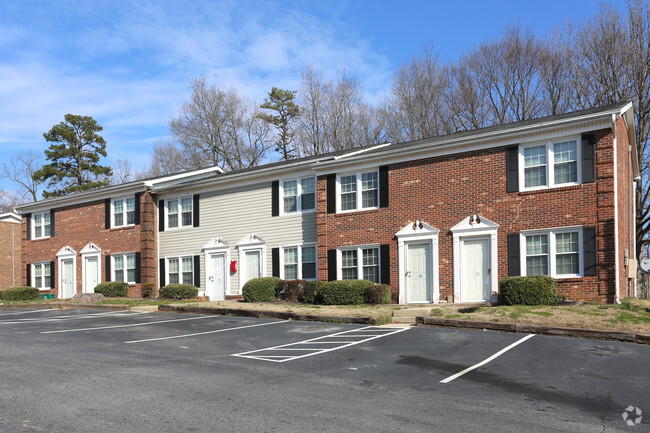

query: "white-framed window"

left=338, top=246, right=380, bottom=283
left=280, top=244, right=317, bottom=280
left=519, top=138, right=581, bottom=191
left=521, top=227, right=583, bottom=278
left=113, top=253, right=136, bottom=284
left=166, top=197, right=193, bottom=229
left=33, top=212, right=51, bottom=239
left=167, top=256, right=193, bottom=285
left=112, top=197, right=135, bottom=228
left=32, top=262, right=52, bottom=290
left=280, top=177, right=316, bottom=214
left=337, top=171, right=379, bottom=213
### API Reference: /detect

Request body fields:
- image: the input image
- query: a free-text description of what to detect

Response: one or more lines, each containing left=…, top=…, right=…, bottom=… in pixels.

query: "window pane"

left=525, top=166, right=546, bottom=188
left=35, top=225, right=42, bottom=238
left=284, top=264, right=298, bottom=280
left=182, top=257, right=193, bottom=272
left=526, top=256, right=548, bottom=275
left=169, top=273, right=179, bottom=285
left=35, top=264, right=42, bottom=278
left=362, top=190, right=377, bottom=208
left=168, top=200, right=178, bottom=228
left=283, top=180, right=297, bottom=197
left=553, top=141, right=577, bottom=163
left=181, top=198, right=192, bottom=226
left=340, top=175, right=357, bottom=193
left=182, top=272, right=193, bottom=285
left=526, top=235, right=548, bottom=255
left=115, top=270, right=124, bottom=282
left=284, top=196, right=297, bottom=213
left=554, top=162, right=577, bottom=184
left=341, top=250, right=357, bottom=268
left=361, top=172, right=378, bottom=191
left=43, top=212, right=50, bottom=226
left=557, top=253, right=579, bottom=275
left=524, top=146, right=546, bottom=167
left=363, top=266, right=379, bottom=283
left=127, top=269, right=136, bottom=283
left=168, top=214, right=178, bottom=228
left=362, top=248, right=378, bottom=266
left=114, top=199, right=124, bottom=214
left=556, top=232, right=578, bottom=254
left=301, top=178, right=316, bottom=210
left=115, top=213, right=124, bottom=227
left=44, top=274, right=52, bottom=288
left=44, top=262, right=50, bottom=276
left=114, top=256, right=124, bottom=271
left=341, top=192, right=356, bottom=211
left=284, top=248, right=298, bottom=265
left=126, top=198, right=135, bottom=225
left=341, top=267, right=358, bottom=280
left=182, top=211, right=192, bottom=226
left=34, top=214, right=41, bottom=225
left=168, top=258, right=179, bottom=273
left=127, top=254, right=136, bottom=270
left=524, top=145, right=547, bottom=188
left=302, top=246, right=316, bottom=263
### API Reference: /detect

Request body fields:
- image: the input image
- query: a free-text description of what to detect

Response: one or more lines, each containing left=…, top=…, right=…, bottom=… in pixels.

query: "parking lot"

left=1, top=307, right=648, bottom=432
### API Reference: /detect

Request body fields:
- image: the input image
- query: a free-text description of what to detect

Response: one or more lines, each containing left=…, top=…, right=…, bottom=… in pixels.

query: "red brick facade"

left=0, top=219, right=21, bottom=289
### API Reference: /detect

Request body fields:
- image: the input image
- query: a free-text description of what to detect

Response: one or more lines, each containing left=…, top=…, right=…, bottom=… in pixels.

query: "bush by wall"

left=159, top=284, right=199, bottom=299
left=303, top=281, right=326, bottom=304
left=141, top=283, right=156, bottom=298
left=276, top=279, right=307, bottom=302
left=499, top=276, right=562, bottom=306
left=317, top=279, right=374, bottom=305
left=0, top=286, right=40, bottom=301
left=364, top=285, right=392, bottom=304
left=93, top=281, right=128, bottom=297
left=242, top=277, right=280, bottom=302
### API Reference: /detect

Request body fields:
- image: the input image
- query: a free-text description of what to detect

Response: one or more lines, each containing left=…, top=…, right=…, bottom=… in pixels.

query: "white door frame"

left=236, top=234, right=266, bottom=293
left=56, top=246, right=77, bottom=299
left=396, top=220, right=439, bottom=304
left=451, top=215, right=499, bottom=303
left=80, top=242, right=102, bottom=293
left=202, top=237, right=230, bottom=300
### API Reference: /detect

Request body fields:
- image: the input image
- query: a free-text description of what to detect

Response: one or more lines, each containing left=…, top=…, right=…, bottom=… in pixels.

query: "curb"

left=158, top=305, right=377, bottom=325
left=0, top=303, right=129, bottom=311
left=416, top=316, right=650, bottom=345
left=0, top=303, right=62, bottom=310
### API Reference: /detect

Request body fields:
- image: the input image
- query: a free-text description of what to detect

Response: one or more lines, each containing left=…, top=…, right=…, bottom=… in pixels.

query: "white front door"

left=462, top=238, right=490, bottom=302
left=85, top=257, right=99, bottom=293
left=243, top=250, right=261, bottom=285
left=207, top=253, right=226, bottom=301
left=62, top=259, right=75, bottom=298
left=407, top=243, right=431, bottom=303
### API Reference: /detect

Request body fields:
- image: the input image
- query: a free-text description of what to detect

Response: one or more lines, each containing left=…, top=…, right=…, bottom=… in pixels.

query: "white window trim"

left=336, top=170, right=380, bottom=213
left=31, top=261, right=52, bottom=291
left=520, top=226, right=584, bottom=279
left=164, top=255, right=194, bottom=286
left=518, top=136, right=582, bottom=192
left=80, top=243, right=102, bottom=293
left=279, top=243, right=317, bottom=280
left=111, top=197, right=136, bottom=228
left=336, top=244, right=381, bottom=283
left=279, top=177, right=316, bottom=215
left=164, top=196, right=193, bottom=230
left=32, top=211, right=51, bottom=239
left=112, top=252, right=137, bottom=285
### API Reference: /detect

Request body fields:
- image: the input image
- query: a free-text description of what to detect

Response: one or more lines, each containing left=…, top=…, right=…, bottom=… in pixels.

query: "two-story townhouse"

left=0, top=212, right=21, bottom=289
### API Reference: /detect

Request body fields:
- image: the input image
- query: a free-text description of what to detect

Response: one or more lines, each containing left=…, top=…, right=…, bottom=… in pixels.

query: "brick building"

left=0, top=212, right=21, bottom=289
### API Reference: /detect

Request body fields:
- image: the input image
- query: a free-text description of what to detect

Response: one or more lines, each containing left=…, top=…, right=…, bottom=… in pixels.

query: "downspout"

left=12, top=223, right=15, bottom=287
left=612, top=114, right=621, bottom=303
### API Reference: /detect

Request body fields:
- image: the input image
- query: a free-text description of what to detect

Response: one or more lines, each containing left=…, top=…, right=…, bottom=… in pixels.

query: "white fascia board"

left=0, top=212, right=20, bottom=223
left=144, top=166, right=225, bottom=189
left=620, top=103, right=640, bottom=179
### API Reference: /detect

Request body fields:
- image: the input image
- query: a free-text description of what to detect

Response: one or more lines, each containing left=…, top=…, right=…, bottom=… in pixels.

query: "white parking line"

left=0, top=310, right=142, bottom=324
left=124, top=320, right=286, bottom=344
left=232, top=326, right=409, bottom=362
left=0, top=309, right=60, bottom=316
left=439, top=334, right=536, bottom=384
left=41, top=315, right=216, bottom=334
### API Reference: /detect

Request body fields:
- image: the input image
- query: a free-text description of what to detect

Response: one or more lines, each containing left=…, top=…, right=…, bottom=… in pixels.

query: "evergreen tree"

left=259, top=87, right=300, bottom=160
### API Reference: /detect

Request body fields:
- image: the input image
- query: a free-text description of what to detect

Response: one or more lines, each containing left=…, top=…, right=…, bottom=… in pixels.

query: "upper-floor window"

left=520, top=138, right=581, bottom=191
left=281, top=245, right=317, bottom=280
left=337, top=171, right=379, bottom=213
left=339, top=246, right=380, bottom=283
left=522, top=228, right=582, bottom=278
left=167, top=197, right=193, bottom=230
left=32, top=262, right=52, bottom=290
left=167, top=256, right=193, bottom=285
left=113, top=253, right=136, bottom=284
left=112, top=197, right=135, bottom=227
left=281, top=177, right=316, bottom=214
left=33, top=212, right=51, bottom=239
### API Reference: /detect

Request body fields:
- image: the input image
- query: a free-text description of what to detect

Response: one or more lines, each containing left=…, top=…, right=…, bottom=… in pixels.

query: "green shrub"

left=303, top=281, right=326, bottom=304
left=242, top=277, right=280, bottom=302
left=499, top=276, right=562, bottom=306
left=93, top=281, right=128, bottom=297
left=364, top=285, right=392, bottom=304
left=276, top=279, right=307, bottom=302
left=317, top=280, right=374, bottom=305
left=141, top=283, right=156, bottom=298
left=159, top=284, right=199, bottom=299
left=1, top=286, right=40, bottom=301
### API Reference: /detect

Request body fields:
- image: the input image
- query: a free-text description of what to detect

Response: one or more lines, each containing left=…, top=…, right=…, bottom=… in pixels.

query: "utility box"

left=40, top=294, right=55, bottom=300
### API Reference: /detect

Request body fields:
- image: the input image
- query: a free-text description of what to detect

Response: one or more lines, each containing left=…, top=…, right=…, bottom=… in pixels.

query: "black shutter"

left=380, top=244, right=390, bottom=284
left=105, top=255, right=111, bottom=282
left=159, top=258, right=166, bottom=287
left=50, top=209, right=55, bottom=237
left=326, top=174, right=336, bottom=214
left=582, top=134, right=596, bottom=183
left=193, top=194, right=200, bottom=227
left=583, top=227, right=597, bottom=276
left=506, top=146, right=519, bottom=193
left=379, top=166, right=389, bottom=208
left=134, top=193, right=141, bottom=225
left=25, top=213, right=31, bottom=240
left=105, top=199, right=111, bottom=229
left=271, top=247, right=280, bottom=277
left=135, top=252, right=142, bottom=283
left=271, top=181, right=280, bottom=217
left=193, top=255, right=201, bottom=287
left=26, top=263, right=31, bottom=286
left=158, top=200, right=165, bottom=232
left=327, top=249, right=337, bottom=281
left=49, top=261, right=55, bottom=289
left=507, top=233, right=520, bottom=276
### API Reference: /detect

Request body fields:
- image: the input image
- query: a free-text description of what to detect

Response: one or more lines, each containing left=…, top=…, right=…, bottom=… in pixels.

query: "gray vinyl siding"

left=158, top=179, right=316, bottom=295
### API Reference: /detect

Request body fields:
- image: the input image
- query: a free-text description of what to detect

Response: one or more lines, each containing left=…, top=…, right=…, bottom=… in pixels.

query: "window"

left=33, top=212, right=51, bottom=239
left=113, top=253, right=136, bottom=284
left=280, top=177, right=316, bottom=214
left=522, top=229, right=582, bottom=278
left=167, top=197, right=193, bottom=229
left=338, top=171, right=379, bottom=212
left=113, top=197, right=135, bottom=227
left=167, top=256, right=193, bottom=285
left=281, top=245, right=317, bottom=280
left=339, top=246, right=380, bottom=283
left=32, top=262, right=52, bottom=290
left=520, top=138, right=580, bottom=190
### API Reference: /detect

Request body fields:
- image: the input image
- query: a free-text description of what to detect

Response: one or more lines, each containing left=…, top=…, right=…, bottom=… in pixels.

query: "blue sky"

left=0, top=0, right=627, bottom=195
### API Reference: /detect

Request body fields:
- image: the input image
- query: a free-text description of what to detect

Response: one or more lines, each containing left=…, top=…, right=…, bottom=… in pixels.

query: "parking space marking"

left=0, top=310, right=143, bottom=324
left=124, top=320, right=286, bottom=344
left=0, top=309, right=60, bottom=316
left=232, top=326, right=409, bottom=363
left=439, top=334, right=535, bottom=384
left=41, top=315, right=217, bottom=334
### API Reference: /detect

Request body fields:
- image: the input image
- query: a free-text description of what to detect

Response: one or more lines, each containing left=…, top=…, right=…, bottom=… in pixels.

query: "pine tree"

left=258, top=87, right=300, bottom=160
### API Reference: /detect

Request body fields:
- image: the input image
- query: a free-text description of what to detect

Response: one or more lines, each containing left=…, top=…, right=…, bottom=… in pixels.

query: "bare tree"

left=109, top=158, right=134, bottom=185
left=142, top=141, right=191, bottom=178
left=1, top=150, right=43, bottom=202
left=0, top=190, right=22, bottom=212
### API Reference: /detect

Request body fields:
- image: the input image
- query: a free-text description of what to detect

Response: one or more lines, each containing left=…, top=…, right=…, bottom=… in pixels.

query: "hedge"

left=276, top=279, right=307, bottom=302
left=317, top=279, right=374, bottom=305
left=159, top=284, right=199, bottom=299
left=364, top=285, right=392, bottom=304
left=303, top=281, right=326, bottom=304
left=93, top=281, right=128, bottom=297
left=242, top=277, right=280, bottom=302
left=0, top=286, right=40, bottom=301
left=499, top=276, right=562, bottom=306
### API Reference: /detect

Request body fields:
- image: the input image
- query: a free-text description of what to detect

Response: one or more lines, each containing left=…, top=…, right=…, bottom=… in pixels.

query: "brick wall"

left=615, top=116, right=634, bottom=298
left=0, top=221, right=20, bottom=289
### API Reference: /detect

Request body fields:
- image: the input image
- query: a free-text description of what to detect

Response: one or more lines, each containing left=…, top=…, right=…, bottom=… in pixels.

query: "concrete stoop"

left=392, top=307, right=436, bottom=324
